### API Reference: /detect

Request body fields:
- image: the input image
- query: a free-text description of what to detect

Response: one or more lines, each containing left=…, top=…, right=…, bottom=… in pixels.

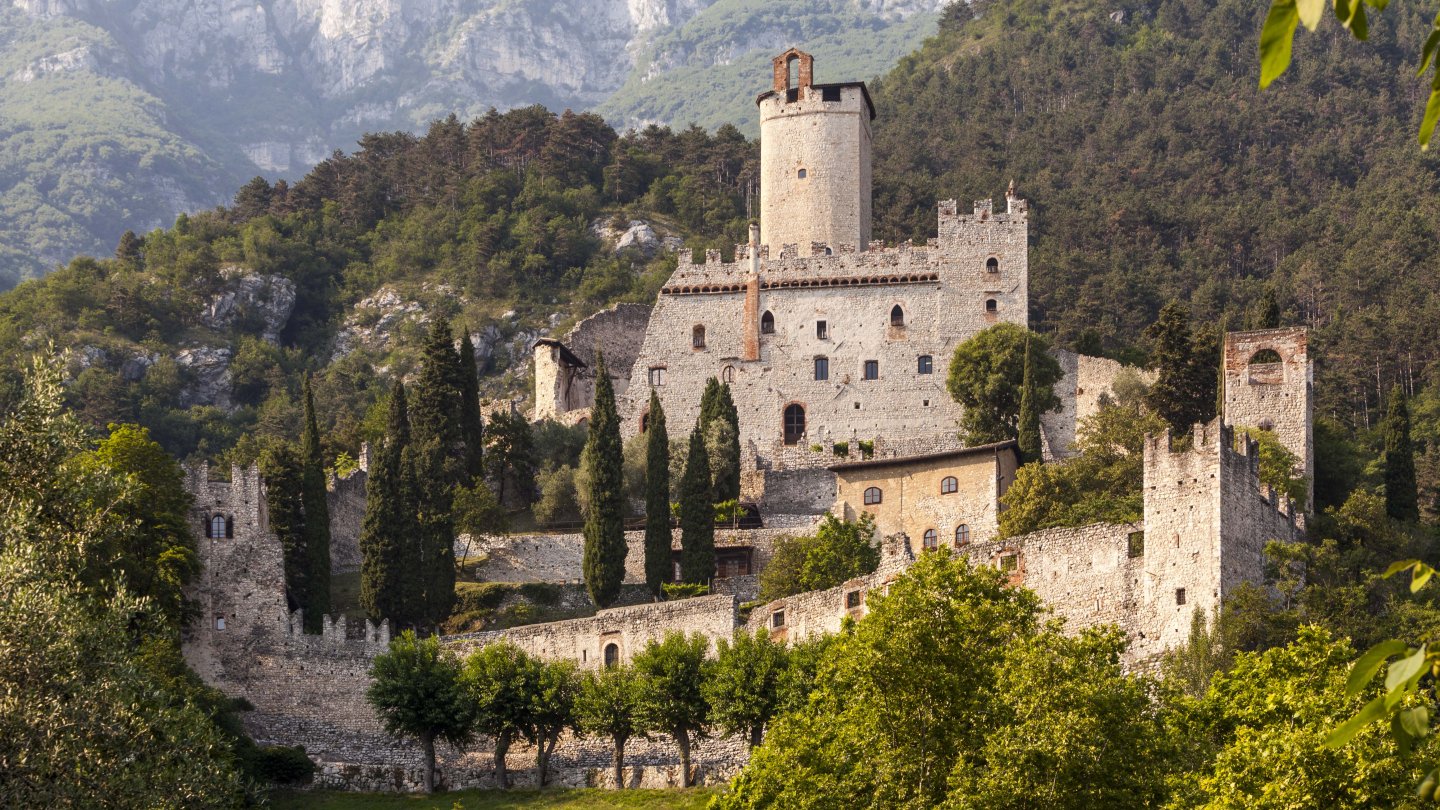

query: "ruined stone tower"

left=1222, top=327, right=1313, bottom=510
left=757, top=49, right=874, bottom=256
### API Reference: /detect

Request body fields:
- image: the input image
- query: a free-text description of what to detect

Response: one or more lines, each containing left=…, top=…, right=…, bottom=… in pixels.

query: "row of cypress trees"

left=359, top=317, right=486, bottom=630
left=262, top=375, right=333, bottom=633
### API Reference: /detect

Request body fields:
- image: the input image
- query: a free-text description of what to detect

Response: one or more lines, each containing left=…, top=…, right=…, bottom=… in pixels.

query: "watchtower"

left=1222, top=327, right=1313, bottom=510
left=756, top=49, right=874, bottom=256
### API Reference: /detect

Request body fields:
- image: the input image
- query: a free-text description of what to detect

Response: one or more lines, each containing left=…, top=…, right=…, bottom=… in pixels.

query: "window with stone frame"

left=985, top=298, right=998, bottom=313
left=918, top=355, right=933, bottom=374
left=846, top=590, right=862, bottom=609
left=816, top=320, right=828, bottom=339
left=783, top=404, right=806, bottom=445
left=814, top=357, right=829, bottom=381
left=692, top=325, right=706, bottom=348
left=761, top=311, right=775, bottom=334
left=1000, top=554, right=1018, bottom=573
left=986, top=257, right=999, bottom=273
left=772, top=610, right=786, bottom=628
left=923, top=529, right=938, bottom=550
left=890, top=305, right=905, bottom=327
left=1176, top=588, right=1187, bottom=606
left=955, top=524, right=971, bottom=546
left=941, top=476, right=958, bottom=494
left=649, top=367, right=667, bottom=387
left=863, top=487, right=882, bottom=505
left=604, top=643, right=620, bottom=668
left=863, top=360, right=878, bottom=380
left=215, top=616, right=225, bottom=631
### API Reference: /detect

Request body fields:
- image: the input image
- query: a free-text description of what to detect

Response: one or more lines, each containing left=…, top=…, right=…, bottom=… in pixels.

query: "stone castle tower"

left=1222, top=327, right=1314, bottom=510
left=758, top=49, right=875, bottom=256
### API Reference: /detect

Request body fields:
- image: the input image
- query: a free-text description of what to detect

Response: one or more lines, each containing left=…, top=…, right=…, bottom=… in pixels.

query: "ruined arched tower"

left=757, top=49, right=874, bottom=256
left=1223, top=326, right=1314, bottom=510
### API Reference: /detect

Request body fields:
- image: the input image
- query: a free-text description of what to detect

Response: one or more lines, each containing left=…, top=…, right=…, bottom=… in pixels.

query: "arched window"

left=1256, top=416, right=1275, bottom=431
left=955, top=524, right=971, bottom=546
left=783, top=404, right=806, bottom=446
left=923, top=529, right=938, bottom=550
left=985, top=298, right=998, bottom=313
left=604, top=643, right=619, bottom=669
left=941, top=476, right=958, bottom=494
left=863, top=487, right=882, bottom=505
left=814, top=357, right=829, bottom=381
left=918, top=355, right=933, bottom=374
left=640, top=411, right=649, bottom=433
left=797, top=168, right=807, bottom=179
left=761, top=311, right=775, bottom=334
left=211, top=515, right=227, bottom=539
left=890, top=305, right=904, bottom=327
left=1250, top=349, right=1283, bottom=364
left=722, top=365, right=736, bottom=383
left=692, top=325, right=706, bottom=349
left=986, top=257, right=999, bottom=273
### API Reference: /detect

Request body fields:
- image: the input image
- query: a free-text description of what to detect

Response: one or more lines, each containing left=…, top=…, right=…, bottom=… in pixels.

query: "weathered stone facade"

left=1042, top=349, right=1156, bottom=460
left=1223, top=326, right=1313, bottom=509
left=534, top=303, right=653, bottom=422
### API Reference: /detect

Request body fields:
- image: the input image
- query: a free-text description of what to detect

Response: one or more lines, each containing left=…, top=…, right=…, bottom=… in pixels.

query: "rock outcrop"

left=175, top=346, right=235, bottom=412
left=201, top=271, right=297, bottom=345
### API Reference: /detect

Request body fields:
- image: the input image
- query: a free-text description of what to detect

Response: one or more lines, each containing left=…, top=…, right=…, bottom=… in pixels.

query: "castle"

left=181, top=50, right=1313, bottom=792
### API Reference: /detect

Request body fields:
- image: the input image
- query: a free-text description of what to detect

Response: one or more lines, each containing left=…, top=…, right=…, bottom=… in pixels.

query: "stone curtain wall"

left=1042, top=349, right=1156, bottom=461
left=327, top=467, right=367, bottom=574
left=619, top=199, right=1028, bottom=462
left=743, top=533, right=916, bottom=639
left=1223, top=326, right=1313, bottom=510
left=563, top=303, right=653, bottom=400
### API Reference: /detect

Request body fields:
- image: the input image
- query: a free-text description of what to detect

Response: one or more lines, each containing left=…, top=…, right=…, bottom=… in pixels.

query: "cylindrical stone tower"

left=757, top=49, right=874, bottom=256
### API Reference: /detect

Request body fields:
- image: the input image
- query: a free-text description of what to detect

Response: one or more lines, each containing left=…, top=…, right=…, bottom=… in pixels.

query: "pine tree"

left=457, top=327, right=486, bottom=485
left=300, top=373, right=331, bottom=632
left=582, top=352, right=627, bottom=607
left=260, top=442, right=307, bottom=617
left=1257, top=286, right=1281, bottom=329
left=1385, top=385, right=1420, bottom=522
left=1144, top=302, right=1218, bottom=438
left=679, top=424, right=715, bottom=585
left=644, top=390, right=672, bottom=597
left=360, top=384, right=420, bottom=627
left=1017, top=333, right=1041, bottom=464
left=486, top=408, right=537, bottom=507
left=1215, top=315, right=1228, bottom=423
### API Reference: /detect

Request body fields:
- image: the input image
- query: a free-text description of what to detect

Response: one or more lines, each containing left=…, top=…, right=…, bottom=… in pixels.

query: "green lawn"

left=268, top=787, right=721, bottom=810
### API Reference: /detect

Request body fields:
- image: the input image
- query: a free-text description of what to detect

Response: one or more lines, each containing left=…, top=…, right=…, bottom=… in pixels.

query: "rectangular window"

left=215, top=616, right=225, bottom=631
left=649, top=367, right=666, bottom=387
left=863, top=360, right=878, bottom=380
left=815, top=357, right=829, bottom=380
left=822, top=86, right=841, bottom=102
left=846, top=590, right=862, bottom=609
left=1000, top=555, right=1018, bottom=573
left=1128, top=531, right=1145, bottom=558
left=772, top=610, right=786, bottom=628
left=816, top=320, right=828, bottom=339
left=1176, top=588, right=1187, bottom=606
left=918, top=355, right=933, bottom=374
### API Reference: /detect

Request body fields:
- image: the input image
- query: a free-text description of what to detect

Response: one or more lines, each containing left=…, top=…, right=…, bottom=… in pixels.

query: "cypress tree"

left=410, top=316, right=464, bottom=481
left=1257, top=286, right=1281, bottom=329
left=457, top=327, right=486, bottom=485
left=260, top=442, right=307, bottom=617
left=716, top=383, right=742, bottom=503
left=1017, top=334, right=1041, bottom=464
left=644, top=390, right=672, bottom=597
left=300, top=373, right=331, bottom=632
left=582, top=351, right=627, bottom=607
left=1385, top=385, right=1420, bottom=522
left=679, top=424, right=715, bottom=585
left=698, top=377, right=722, bottom=432
left=415, top=436, right=457, bottom=630
left=1215, top=316, right=1228, bottom=423
left=360, top=383, right=420, bottom=627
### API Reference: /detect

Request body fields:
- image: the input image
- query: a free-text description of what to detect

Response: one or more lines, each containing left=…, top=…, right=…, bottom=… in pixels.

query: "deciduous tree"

left=526, top=660, right=579, bottom=786
left=704, top=629, right=787, bottom=749
left=947, top=324, right=1061, bottom=446
left=366, top=631, right=473, bottom=793
left=633, top=631, right=712, bottom=788
left=576, top=665, right=644, bottom=789
left=463, top=641, right=535, bottom=789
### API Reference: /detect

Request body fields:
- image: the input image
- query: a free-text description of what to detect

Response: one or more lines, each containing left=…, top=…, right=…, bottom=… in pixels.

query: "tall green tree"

left=679, top=424, right=715, bottom=585
left=360, top=383, right=421, bottom=627
left=457, top=327, right=486, bottom=484
left=1215, top=315, right=1228, bottom=422
left=260, top=442, right=307, bottom=617
left=300, top=374, right=331, bottom=633
left=582, top=351, right=627, bottom=608
left=1144, top=302, right=1217, bottom=438
left=644, top=390, right=672, bottom=597
left=409, top=316, right=465, bottom=476
left=704, top=629, right=787, bottom=750
left=576, top=665, right=644, bottom=790
left=485, top=409, right=537, bottom=507
left=1017, top=333, right=1041, bottom=464
left=366, top=630, right=473, bottom=793
left=526, top=660, right=580, bottom=786
left=1257, top=285, right=1281, bottom=329
left=1384, top=385, right=1419, bottom=522
left=634, top=631, right=712, bottom=788
left=415, top=436, right=458, bottom=630
left=697, top=378, right=741, bottom=503
left=947, top=324, right=1062, bottom=446
left=463, top=641, right=536, bottom=790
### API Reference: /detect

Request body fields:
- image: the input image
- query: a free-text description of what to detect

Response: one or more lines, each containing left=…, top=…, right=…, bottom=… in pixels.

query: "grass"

left=267, top=787, right=722, bottom=810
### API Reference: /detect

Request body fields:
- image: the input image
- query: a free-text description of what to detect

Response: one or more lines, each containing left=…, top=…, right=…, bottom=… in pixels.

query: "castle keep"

left=182, top=50, right=1314, bottom=793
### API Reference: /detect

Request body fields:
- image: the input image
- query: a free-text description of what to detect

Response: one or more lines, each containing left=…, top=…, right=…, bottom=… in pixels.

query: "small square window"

left=649, top=367, right=667, bottom=387
left=854, top=402, right=861, bottom=409
left=822, top=86, right=841, bottom=102
left=923, top=399, right=930, bottom=407
left=772, top=610, right=786, bottom=628
left=1000, top=555, right=1018, bottom=573
left=863, top=360, right=878, bottom=380
left=215, top=616, right=225, bottom=631
left=797, top=168, right=807, bottom=179
left=846, top=590, right=862, bottom=609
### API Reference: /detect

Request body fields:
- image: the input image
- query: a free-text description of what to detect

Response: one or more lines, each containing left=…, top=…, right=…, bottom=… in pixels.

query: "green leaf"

left=1400, top=705, right=1432, bottom=737
left=1386, top=645, right=1428, bottom=693
left=1347, top=0, right=1368, bottom=40
left=1326, top=695, right=1390, bottom=747
left=1393, top=712, right=1414, bottom=755
left=1384, top=559, right=1421, bottom=579
left=1297, top=0, right=1326, bottom=28
left=1418, top=768, right=1438, bottom=801
left=1421, top=89, right=1440, bottom=150
left=1259, top=0, right=1301, bottom=88
left=1347, top=640, right=1409, bottom=696
left=1415, top=566, right=1435, bottom=593
left=1419, top=31, right=1440, bottom=75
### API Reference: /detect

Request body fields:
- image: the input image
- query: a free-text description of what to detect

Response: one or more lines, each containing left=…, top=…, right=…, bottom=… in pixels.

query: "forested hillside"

left=867, top=0, right=1440, bottom=429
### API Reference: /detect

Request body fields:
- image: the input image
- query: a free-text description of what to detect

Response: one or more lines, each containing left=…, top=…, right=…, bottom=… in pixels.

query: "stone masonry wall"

left=1223, top=326, right=1313, bottom=510
left=327, top=467, right=367, bottom=574
left=743, top=533, right=915, bottom=639
left=621, top=199, right=1028, bottom=465
left=1042, top=350, right=1155, bottom=461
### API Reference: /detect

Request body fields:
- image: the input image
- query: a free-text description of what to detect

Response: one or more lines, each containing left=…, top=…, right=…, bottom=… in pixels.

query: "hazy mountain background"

left=0, top=0, right=947, bottom=289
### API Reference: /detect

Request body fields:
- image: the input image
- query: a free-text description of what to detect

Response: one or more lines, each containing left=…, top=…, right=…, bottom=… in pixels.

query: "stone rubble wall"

left=327, top=468, right=367, bottom=574
left=1223, top=326, right=1313, bottom=510
left=1042, top=349, right=1155, bottom=461
left=743, top=533, right=916, bottom=639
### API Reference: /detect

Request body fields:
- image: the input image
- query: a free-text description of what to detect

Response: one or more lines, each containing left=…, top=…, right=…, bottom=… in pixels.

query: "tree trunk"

left=613, top=733, right=628, bottom=790
left=749, top=723, right=764, bottom=751
left=675, top=725, right=692, bottom=788
left=421, top=730, right=437, bottom=793
left=537, top=730, right=559, bottom=786
left=494, top=730, right=511, bottom=789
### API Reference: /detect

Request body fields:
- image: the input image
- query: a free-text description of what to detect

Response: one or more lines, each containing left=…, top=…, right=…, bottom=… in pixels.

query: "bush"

left=663, top=582, right=710, bottom=600
left=832, top=441, right=849, bottom=457
left=245, top=745, right=316, bottom=784
left=517, top=582, right=561, bottom=606
left=455, top=582, right=509, bottom=613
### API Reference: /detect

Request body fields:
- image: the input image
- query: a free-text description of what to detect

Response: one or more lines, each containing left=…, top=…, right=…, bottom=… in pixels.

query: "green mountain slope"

left=0, top=9, right=240, bottom=289
left=867, top=0, right=1440, bottom=423
left=596, top=0, right=944, bottom=136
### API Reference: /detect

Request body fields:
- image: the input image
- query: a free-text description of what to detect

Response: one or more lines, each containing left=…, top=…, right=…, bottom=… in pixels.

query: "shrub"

left=517, top=582, right=561, bottom=606
left=663, top=582, right=710, bottom=600
left=245, top=745, right=316, bottom=784
left=455, top=582, right=509, bottom=613
left=832, top=441, right=849, bottom=457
